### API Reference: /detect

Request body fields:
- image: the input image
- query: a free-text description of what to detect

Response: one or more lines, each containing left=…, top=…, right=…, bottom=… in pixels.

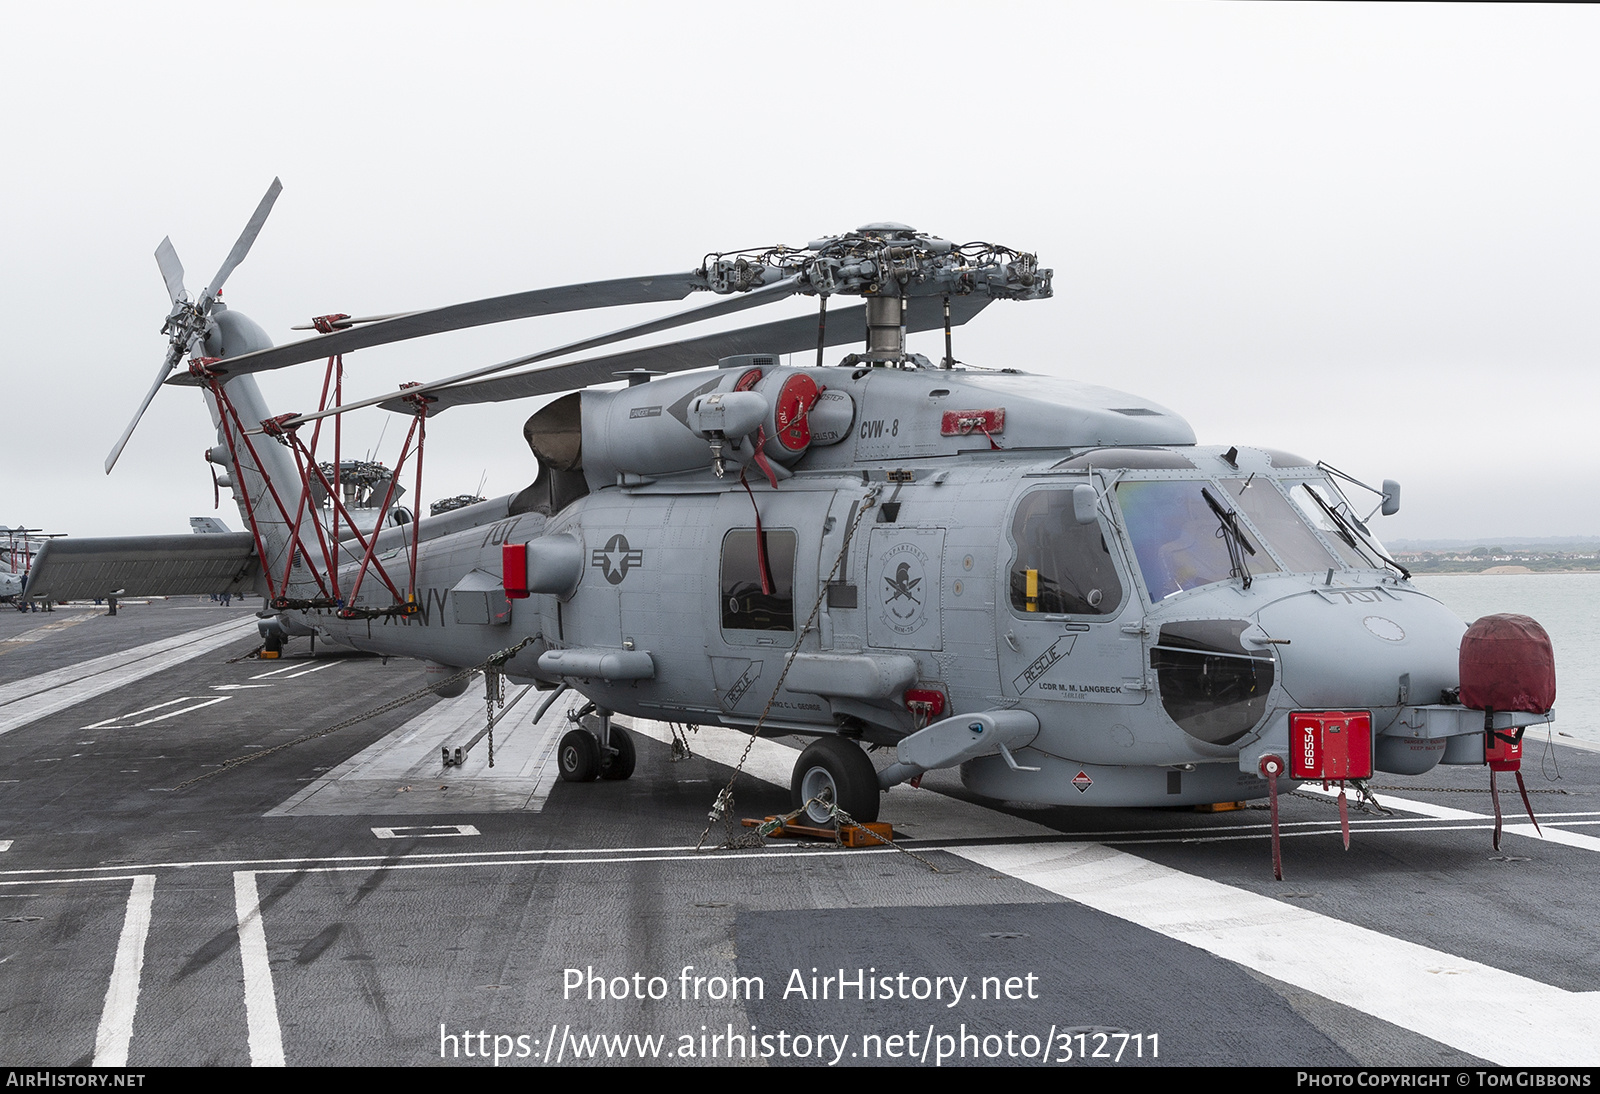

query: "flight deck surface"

left=1, top=600, right=1594, bottom=1068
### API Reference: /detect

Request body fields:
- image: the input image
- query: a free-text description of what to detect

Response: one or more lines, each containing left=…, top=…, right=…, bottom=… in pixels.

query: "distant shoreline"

left=1411, top=568, right=1600, bottom=577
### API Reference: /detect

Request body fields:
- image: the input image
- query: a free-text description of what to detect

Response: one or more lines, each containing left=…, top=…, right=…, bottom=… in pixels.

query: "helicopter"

left=1, top=527, right=65, bottom=605
left=31, top=180, right=1556, bottom=871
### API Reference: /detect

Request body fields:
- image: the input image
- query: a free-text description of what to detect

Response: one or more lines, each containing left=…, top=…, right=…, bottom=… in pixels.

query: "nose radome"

left=1256, top=586, right=1465, bottom=717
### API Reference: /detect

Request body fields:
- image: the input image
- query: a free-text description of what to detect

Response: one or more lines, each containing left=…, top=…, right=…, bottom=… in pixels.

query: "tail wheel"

left=558, top=729, right=600, bottom=782
left=600, top=726, right=636, bottom=781
left=790, top=737, right=880, bottom=825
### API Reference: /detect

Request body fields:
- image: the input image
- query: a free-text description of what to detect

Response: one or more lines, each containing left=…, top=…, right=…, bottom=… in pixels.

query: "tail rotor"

left=105, top=178, right=283, bottom=474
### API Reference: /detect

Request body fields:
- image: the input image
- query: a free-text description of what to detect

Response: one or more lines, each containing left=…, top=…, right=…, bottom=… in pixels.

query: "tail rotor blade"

left=104, top=352, right=180, bottom=474
left=117, top=179, right=281, bottom=474
left=200, top=177, right=282, bottom=305
left=154, top=237, right=187, bottom=304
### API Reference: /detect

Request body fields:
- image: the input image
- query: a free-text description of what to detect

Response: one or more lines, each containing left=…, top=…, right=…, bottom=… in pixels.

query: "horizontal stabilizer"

left=25, top=534, right=259, bottom=601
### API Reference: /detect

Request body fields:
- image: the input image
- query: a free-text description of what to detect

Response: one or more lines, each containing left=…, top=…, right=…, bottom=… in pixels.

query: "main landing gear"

left=558, top=707, right=636, bottom=783
left=790, top=736, right=880, bottom=825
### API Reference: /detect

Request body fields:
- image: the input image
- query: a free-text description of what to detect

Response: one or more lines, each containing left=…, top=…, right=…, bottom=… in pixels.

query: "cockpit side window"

left=1285, top=481, right=1382, bottom=569
left=721, top=529, right=796, bottom=633
left=1007, top=489, right=1123, bottom=616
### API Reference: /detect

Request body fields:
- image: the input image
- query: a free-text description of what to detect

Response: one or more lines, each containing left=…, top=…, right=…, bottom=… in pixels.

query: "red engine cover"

left=1459, top=613, right=1556, bottom=714
left=502, top=542, right=529, bottom=600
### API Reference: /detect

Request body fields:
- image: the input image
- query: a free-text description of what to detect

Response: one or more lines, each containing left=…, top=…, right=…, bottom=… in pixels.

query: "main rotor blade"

left=172, top=270, right=712, bottom=384
left=104, top=349, right=181, bottom=474
left=280, top=275, right=801, bottom=426
left=200, top=177, right=283, bottom=306
left=154, top=237, right=186, bottom=304
left=396, top=293, right=994, bottom=413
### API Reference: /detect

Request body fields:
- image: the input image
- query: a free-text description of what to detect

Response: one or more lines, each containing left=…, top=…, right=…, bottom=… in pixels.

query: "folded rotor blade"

left=104, top=350, right=181, bottom=474
left=170, top=270, right=712, bottom=385
left=392, top=293, right=993, bottom=413
left=154, top=237, right=186, bottom=304
left=279, top=275, right=801, bottom=427
left=200, top=177, right=283, bottom=306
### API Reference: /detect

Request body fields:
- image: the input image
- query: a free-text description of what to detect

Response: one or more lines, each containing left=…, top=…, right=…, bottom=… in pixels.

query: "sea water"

left=1412, top=573, right=1599, bottom=747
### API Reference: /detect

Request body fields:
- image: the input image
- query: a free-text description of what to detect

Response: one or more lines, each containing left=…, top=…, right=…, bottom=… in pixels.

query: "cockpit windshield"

left=1220, top=478, right=1341, bottom=574
left=1116, top=480, right=1280, bottom=600
left=1117, top=473, right=1392, bottom=601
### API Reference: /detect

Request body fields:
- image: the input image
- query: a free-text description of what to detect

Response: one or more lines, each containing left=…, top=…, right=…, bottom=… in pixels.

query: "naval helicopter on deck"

left=30, top=180, right=1556, bottom=869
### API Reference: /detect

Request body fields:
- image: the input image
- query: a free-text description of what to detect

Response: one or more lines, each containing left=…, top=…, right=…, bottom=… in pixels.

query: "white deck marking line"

left=1504, top=823, right=1600, bottom=853
left=371, top=824, right=480, bottom=839
left=0, top=613, right=96, bottom=649
left=0, top=844, right=868, bottom=876
left=0, top=617, right=254, bottom=704
left=1300, top=786, right=1600, bottom=852
left=0, top=617, right=257, bottom=736
left=1298, top=784, right=1487, bottom=821
left=284, top=662, right=339, bottom=679
left=956, top=843, right=1600, bottom=1067
left=131, top=696, right=230, bottom=726
left=0, top=875, right=157, bottom=887
left=248, top=664, right=302, bottom=680
left=82, top=697, right=200, bottom=729
left=4, top=815, right=1600, bottom=883
left=93, top=874, right=155, bottom=1068
left=0, top=825, right=1560, bottom=879
left=0, top=841, right=10, bottom=853
left=1094, top=821, right=1600, bottom=846
left=233, top=872, right=285, bottom=1067
left=248, top=849, right=901, bottom=875
left=82, top=696, right=232, bottom=730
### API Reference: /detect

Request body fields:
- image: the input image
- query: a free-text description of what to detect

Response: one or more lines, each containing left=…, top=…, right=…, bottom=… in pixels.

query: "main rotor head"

left=702, top=222, right=1050, bottom=303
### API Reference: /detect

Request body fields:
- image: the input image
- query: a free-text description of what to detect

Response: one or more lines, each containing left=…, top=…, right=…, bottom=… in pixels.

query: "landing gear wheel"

left=790, top=737, right=880, bottom=825
left=600, top=726, right=636, bottom=781
left=558, top=729, right=600, bottom=782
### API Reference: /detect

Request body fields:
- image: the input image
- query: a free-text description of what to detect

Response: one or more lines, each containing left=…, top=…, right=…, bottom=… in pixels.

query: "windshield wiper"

left=1303, top=484, right=1362, bottom=550
left=1305, top=484, right=1410, bottom=579
left=1202, top=486, right=1257, bottom=590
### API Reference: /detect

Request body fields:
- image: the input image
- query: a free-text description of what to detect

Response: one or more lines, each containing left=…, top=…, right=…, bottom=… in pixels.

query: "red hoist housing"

left=1261, top=711, right=1375, bottom=880
left=1289, top=711, right=1374, bottom=781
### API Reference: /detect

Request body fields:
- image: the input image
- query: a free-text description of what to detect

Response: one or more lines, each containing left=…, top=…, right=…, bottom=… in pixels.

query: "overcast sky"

left=3, top=2, right=1596, bottom=542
